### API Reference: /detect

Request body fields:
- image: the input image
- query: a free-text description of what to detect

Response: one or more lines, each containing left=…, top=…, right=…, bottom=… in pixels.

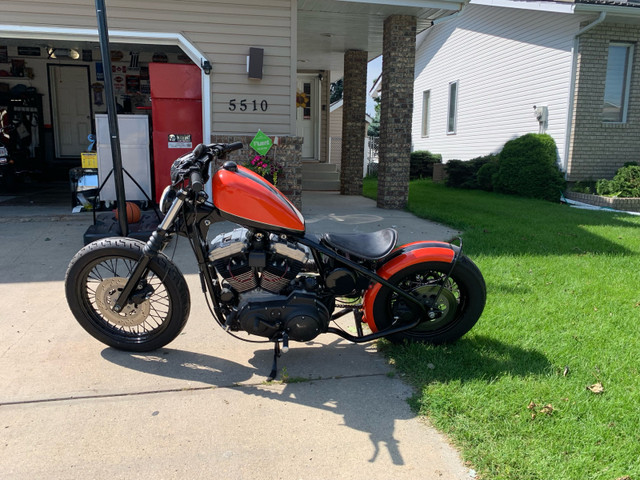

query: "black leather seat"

left=322, top=228, right=398, bottom=261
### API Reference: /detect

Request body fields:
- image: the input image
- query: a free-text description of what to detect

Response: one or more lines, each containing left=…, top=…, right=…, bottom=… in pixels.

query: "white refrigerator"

left=95, top=114, right=152, bottom=205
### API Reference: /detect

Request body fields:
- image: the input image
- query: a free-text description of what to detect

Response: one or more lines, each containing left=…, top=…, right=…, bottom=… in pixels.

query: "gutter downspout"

left=564, top=11, right=606, bottom=176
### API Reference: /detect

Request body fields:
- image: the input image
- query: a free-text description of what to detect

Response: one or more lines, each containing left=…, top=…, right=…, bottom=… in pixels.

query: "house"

left=0, top=0, right=467, bottom=209
left=411, top=0, right=640, bottom=182
left=328, top=98, right=374, bottom=168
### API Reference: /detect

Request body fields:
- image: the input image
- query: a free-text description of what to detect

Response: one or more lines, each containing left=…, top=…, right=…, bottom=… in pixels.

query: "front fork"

left=112, top=193, right=186, bottom=312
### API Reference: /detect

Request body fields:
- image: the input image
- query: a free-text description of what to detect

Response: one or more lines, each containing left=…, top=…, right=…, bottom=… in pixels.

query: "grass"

left=364, top=178, right=640, bottom=480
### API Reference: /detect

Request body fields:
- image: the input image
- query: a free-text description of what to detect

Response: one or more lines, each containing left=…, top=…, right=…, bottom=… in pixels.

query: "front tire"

left=372, top=256, right=486, bottom=344
left=65, top=237, right=190, bottom=351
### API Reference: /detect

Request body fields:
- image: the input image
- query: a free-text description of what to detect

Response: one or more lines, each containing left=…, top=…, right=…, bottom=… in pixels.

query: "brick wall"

left=377, top=15, right=416, bottom=209
left=340, top=50, right=368, bottom=195
left=564, top=191, right=640, bottom=212
left=568, top=22, right=640, bottom=181
left=211, top=134, right=303, bottom=209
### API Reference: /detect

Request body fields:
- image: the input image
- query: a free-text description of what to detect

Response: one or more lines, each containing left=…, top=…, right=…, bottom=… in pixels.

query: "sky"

left=366, top=56, right=382, bottom=117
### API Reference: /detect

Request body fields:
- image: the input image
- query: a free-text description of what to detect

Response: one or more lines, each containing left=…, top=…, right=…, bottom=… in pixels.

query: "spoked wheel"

left=65, top=237, right=190, bottom=351
left=372, top=256, right=486, bottom=344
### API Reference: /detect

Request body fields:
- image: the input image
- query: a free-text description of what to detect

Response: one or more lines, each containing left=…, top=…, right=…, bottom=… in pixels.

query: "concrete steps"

left=302, top=162, right=340, bottom=191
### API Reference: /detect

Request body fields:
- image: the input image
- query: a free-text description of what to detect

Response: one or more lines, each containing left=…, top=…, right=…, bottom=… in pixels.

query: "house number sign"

left=228, top=98, right=268, bottom=112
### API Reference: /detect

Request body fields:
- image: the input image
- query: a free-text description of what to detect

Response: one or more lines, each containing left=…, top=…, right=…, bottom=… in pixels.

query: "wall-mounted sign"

left=152, top=52, right=168, bottom=63
left=126, top=75, right=140, bottom=94
left=168, top=134, right=192, bottom=149
left=17, top=46, right=41, bottom=57
left=113, top=75, right=125, bottom=94
left=91, top=83, right=104, bottom=106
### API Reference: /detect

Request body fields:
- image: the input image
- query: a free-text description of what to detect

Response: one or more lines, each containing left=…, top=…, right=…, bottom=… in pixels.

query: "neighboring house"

left=328, top=98, right=373, bottom=170
left=412, top=0, right=640, bottom=181
left=0, top=0, right=467, bottom=207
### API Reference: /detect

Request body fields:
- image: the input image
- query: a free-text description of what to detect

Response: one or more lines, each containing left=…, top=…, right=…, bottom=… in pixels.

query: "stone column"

left=378, top=15, right=416, bottom=209
left=340, top=50, right=368, bottom=195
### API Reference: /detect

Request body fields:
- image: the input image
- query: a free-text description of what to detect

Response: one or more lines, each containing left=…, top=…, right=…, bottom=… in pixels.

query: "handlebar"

left=170, top=142, right=245, bottom=191
left=209, top=141, right=243, bottom=158
left=190, top=169, right=204, bottom=193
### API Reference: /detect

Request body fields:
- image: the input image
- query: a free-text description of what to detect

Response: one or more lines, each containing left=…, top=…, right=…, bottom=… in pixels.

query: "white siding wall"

left=0, top=0, right=294, bottom=136
left=412, top=4, right=586, bottom=167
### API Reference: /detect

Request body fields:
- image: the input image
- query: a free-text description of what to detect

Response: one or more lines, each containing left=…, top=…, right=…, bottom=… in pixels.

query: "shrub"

left=410, top=150, right=442, bottom=180
left=569, top=180, right=597, bottom=194
left=596, top=165, right=640, bottom=197
left=476, top=157, right=500, bottom=191
left=493, top=133, right=565, bottom=202
left=366, top=162, right=379, bottom=178
left=445, top=155, right=496, bottom=190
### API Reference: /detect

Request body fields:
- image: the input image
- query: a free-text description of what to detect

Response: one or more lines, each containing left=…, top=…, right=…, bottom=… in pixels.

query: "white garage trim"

left=0, top=24, right=212, bottom=145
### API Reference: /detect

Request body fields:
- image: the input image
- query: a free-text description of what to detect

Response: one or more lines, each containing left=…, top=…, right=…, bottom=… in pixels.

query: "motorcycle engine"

left=209, top=228, right=330, bottom=341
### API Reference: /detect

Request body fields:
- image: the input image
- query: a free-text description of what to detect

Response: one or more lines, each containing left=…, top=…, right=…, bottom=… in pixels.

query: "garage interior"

left=0, top=37, right=192, bottom=208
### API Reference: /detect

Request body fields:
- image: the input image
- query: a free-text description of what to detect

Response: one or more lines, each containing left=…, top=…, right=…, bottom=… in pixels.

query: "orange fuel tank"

left=212, top=164, right=305, bottom=235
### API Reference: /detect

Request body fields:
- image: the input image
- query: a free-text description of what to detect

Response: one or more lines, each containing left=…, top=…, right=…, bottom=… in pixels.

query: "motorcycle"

left=65, top=142, right=486, bottom=379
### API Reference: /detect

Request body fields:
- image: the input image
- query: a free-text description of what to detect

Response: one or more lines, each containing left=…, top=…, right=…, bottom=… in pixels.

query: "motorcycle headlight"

left=159, top=186, right=177, bottom=215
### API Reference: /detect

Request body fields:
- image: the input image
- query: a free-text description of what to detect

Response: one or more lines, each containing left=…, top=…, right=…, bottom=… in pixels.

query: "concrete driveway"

left=0, top=190, right=472, bottom=479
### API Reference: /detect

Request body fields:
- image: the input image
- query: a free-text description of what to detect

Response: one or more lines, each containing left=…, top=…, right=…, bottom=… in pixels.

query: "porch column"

left=340, top=49, right=368, bottom=195
left=378, top=15, right=417, bottom=209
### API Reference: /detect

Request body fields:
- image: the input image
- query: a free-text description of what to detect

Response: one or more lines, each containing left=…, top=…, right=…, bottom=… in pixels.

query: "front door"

left=48, top=65, right=92, bottom=158
left=296, top=76, right=319, bottom=160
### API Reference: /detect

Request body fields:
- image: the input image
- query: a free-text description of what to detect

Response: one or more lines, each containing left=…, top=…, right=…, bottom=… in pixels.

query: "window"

left=603, top=43, right=633, bottom=123
left=447, top=81, right=458, bottom=134
left=421, top=90, right=430, bottom=137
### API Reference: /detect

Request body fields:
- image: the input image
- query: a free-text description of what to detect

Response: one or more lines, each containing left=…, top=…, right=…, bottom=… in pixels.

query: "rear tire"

left=372, top=256, right=486, bottom=344
left=65, top=237, right=190, bottom=351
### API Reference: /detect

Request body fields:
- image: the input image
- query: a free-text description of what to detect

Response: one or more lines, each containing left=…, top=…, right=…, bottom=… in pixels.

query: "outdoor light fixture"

left=247, top=47, right=264, bottom=80
left=201, top=59, right=212, bottom=75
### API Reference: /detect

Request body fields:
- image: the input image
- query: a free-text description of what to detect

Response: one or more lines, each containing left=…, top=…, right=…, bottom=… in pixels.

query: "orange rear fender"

left=362, top=242, right=458, bottom=332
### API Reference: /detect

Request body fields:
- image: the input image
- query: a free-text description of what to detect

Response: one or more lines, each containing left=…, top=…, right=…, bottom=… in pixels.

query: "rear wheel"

left=372, top=256, right=486, bottom=344
left=65, top=237, right=190, bottom=351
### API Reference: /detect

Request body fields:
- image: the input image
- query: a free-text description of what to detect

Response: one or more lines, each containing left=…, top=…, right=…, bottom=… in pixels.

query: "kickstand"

left=268, top=340, right=281, bottom=381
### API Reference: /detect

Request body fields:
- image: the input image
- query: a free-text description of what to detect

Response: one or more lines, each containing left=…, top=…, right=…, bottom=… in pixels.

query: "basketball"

left=114, top=202, right=142, bottom=223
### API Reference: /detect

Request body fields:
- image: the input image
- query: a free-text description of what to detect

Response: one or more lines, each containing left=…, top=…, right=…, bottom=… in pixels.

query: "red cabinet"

left=149, top=63, right=202, bottom=202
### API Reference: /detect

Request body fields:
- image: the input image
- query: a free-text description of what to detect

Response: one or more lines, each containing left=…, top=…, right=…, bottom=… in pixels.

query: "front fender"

left=362, top=241, right=459, bottom=332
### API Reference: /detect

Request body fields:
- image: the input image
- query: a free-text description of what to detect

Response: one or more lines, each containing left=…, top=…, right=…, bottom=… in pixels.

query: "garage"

left=0, top=37, right=200, bottom=208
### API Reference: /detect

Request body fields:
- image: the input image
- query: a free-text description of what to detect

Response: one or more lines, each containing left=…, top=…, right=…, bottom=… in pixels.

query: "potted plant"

left=245, top=155, right=283, bottom=186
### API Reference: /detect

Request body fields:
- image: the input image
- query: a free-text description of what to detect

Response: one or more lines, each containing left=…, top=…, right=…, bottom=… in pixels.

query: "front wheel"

left=65, top=237, right=190, bottom=351
left=372, top=256, right=486, bottom=344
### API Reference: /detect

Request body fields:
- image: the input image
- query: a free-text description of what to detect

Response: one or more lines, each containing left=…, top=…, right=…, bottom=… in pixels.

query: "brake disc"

left=94, top=277, right=150, bottom=327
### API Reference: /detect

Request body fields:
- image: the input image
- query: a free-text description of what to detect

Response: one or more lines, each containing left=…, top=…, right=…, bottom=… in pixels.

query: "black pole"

left=95, top=0, right=128, bottom=236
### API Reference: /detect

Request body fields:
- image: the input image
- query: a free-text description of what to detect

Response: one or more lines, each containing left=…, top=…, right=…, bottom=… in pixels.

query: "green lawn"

left=364, top=178, right=640, bottom=480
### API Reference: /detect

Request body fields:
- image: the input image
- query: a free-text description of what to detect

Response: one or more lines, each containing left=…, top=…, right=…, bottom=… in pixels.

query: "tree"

left=367, top=96, right=380, bottom=137
left=330, top=78, right=343, bottom=104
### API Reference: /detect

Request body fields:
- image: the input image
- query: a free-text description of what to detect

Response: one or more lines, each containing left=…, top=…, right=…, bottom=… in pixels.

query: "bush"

left=476, top=157, right=500, bottom=191
left=410, top=151, right=442, bottom=180
left=493, top=133, right=565, bottom=202
left=596, top=165, right=640, bottom=197
left=569, top=180, right=597, bottom=194
left=445, top=155, right=496, bottom=190
left=366, top=162, right=379, bottom=178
